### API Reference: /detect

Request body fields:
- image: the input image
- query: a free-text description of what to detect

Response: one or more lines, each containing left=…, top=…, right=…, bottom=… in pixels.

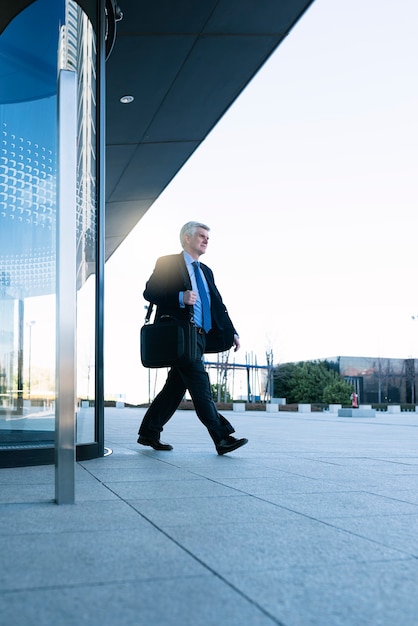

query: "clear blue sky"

left=104, top=0, right=418, bottom=404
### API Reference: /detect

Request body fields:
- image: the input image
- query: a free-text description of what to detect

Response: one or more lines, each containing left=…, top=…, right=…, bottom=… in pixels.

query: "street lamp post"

left=27, top=320, right=36, bottom=400
left=410, top=315, right=418, bottom=404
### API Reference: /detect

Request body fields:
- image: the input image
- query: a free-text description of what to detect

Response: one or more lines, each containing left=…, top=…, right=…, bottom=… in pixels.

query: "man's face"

left=185, top=227, right=209, bottom=259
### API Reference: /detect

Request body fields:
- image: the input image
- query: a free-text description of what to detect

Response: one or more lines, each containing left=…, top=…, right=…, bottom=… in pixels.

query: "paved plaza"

left=1, top=406, right=418, bottom=625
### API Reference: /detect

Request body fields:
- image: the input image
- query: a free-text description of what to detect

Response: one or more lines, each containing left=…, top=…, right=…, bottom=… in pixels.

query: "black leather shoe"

left=137, top=436, right=173, bottom=451
left=216, top=436, right=248, bottom=455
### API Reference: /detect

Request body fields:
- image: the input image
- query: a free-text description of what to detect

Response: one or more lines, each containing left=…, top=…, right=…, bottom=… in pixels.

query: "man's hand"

left=183, top=290, right=197, bottom=305
left=233, top=334, right=241, bottom=352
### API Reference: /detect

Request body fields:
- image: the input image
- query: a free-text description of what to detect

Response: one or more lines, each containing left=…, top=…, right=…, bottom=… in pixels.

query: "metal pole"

left=55, top=69, right=77, bottom=504
left=94, top=0, right=107, bottom=456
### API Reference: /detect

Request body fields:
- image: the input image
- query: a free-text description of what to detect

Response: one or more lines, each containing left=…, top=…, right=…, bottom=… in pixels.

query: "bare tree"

left=404, top=358, right=416, bottom=404
left=372, top=358, right=392, bottom=403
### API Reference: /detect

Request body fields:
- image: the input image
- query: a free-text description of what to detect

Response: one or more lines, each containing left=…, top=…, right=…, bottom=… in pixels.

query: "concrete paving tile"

left=133, top=443, right=225, bottom=456
left=0, top=465, right=107, bottom=501
left=128, top=494, right=301, bottom=528
left=80, top=450, right=167, bottom=468
left=257, top=490, right=418, bottom=518
left=327, top=477, right=418, bottom=495
left=0, top=527, right=206, bottom=592
left=0, top=465, right=54, bottom=484
left=165, top=519, right=408, bottom=574
left=0, top=483, right=55, bottom=503
left=377, top=456, right=418, bottom=465
left=85, top=465, right=203, bottom=483
left=73, top=465, right=109, bottom=482
left=323, top=513, right=418, bottom=556
left=213, top=476, right=352, bottom=496
left=103, top=478, right=243, bottom=500
left=247, top=460, right=384, bottom=484
left=224, top=559, right=418, bottom=626
left=368, top=487, right=418, bottom=505
left=0, top=478, right=121, bottom=504
left=0, top=575, right=276, bottom=626
left=0, top=500, right=153, bottom=535
left=350, top=463, right=418, bottom=476
left=314, top=455, right=418, bottom=468
left=152, top=455, right=260, bottom=474
left=178, top=463, right=290, bottom=479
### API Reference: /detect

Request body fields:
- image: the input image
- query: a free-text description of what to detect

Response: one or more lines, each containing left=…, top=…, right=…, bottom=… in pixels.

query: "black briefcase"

left=140, top=308, right=198, bottom=368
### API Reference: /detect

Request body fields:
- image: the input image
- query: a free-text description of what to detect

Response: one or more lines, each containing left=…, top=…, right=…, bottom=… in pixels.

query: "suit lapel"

left=177, top=253, right=192, bottom=290
left=200, top=264, right=220, bottom=318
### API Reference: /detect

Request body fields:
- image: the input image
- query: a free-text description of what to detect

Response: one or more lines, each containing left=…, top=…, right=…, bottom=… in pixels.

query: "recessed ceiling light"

left=120, top=95, right=134, bottom=104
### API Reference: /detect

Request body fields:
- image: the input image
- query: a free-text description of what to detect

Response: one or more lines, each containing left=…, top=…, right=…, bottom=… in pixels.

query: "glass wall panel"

left=0, top=0, right=99, bottom=458
left=0, top=0, right=64, bottom=448
left=67, top=2, right=98, bottom=444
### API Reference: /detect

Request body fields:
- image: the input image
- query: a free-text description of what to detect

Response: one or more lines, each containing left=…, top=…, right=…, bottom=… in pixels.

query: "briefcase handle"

left=144, top=302, right=195, bottom=326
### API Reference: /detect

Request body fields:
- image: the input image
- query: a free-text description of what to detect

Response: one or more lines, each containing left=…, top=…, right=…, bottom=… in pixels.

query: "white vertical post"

left=55, top=69, right=77, bottom=504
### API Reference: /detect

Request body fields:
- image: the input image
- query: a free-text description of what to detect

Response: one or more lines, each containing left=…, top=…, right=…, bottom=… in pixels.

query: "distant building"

left=327, top=356, right=417, bottom=405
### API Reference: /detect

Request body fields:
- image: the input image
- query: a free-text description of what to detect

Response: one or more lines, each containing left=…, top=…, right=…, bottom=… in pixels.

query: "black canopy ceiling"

left=105, top=0, right=314, bottom=259
left=0, top=0, right=315, bottom=261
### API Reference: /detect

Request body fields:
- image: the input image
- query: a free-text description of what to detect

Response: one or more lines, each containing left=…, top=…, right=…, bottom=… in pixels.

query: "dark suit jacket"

left=143, top=253, right=237, bottom=353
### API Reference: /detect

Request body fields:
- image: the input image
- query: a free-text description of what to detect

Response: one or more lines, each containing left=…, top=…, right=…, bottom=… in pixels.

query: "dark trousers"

left=138, top=334, right=234, bottom=444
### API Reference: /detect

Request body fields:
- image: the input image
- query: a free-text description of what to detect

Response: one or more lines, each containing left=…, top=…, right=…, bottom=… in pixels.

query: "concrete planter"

left=387, top=405, right=401, bottom=413
left=329, top=404, right=342, bottom=413
left=338, top=408, right=376, bottom=418
left=266, top=404, right=278, bottom=413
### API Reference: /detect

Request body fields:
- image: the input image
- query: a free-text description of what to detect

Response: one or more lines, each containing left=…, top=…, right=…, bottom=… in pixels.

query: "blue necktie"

left=192, top=261, right=212, bottom=332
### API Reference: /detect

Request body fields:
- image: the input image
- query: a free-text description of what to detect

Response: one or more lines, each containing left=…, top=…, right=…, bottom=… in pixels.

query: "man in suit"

left=138, top=221, right=248, bottom=455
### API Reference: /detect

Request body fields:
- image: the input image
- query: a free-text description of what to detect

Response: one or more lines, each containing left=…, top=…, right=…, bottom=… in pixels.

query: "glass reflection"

left=0, top=8, right=59, bottom=442
left=73, top=3, right=97, bottom=443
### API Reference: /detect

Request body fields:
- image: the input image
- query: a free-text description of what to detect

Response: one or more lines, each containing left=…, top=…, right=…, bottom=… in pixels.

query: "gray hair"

left=180, top=221, right=210, bottom=248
